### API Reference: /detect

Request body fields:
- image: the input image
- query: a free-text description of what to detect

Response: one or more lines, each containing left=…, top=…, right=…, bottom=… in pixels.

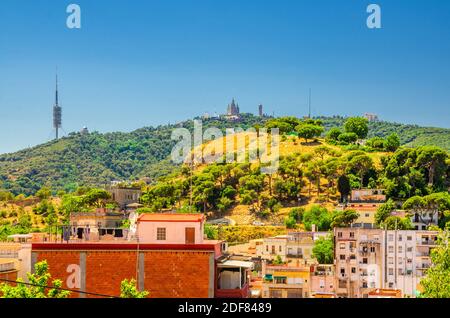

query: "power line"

left=0, top=278, right=119, bottom=298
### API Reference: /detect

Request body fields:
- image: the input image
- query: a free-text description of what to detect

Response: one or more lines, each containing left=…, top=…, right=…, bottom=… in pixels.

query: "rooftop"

left=137, top=213, right=204, bottom=222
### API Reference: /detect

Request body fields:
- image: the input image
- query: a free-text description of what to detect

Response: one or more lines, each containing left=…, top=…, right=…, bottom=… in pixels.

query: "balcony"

left=286, top=254, right=303, bottom=259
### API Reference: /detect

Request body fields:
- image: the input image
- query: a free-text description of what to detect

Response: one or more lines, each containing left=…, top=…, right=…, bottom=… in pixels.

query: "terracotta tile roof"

left=137, top=213, right=204, bottom=222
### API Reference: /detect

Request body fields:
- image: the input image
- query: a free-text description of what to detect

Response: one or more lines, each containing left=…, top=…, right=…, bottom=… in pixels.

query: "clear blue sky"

left=1, top=0, right=449, bottom=154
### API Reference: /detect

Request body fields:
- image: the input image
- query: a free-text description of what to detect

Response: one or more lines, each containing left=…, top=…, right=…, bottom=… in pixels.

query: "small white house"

left=136, top=213, right=205, bottom=244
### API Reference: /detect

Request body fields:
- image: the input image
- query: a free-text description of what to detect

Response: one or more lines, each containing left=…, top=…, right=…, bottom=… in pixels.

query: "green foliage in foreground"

left=419, top=230, right=450, bottom=298
left=0, top=261, right=70, bottom=298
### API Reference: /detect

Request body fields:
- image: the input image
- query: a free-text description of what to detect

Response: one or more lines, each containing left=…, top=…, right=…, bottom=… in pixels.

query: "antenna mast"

left=53, top=69, right=62, bottom=139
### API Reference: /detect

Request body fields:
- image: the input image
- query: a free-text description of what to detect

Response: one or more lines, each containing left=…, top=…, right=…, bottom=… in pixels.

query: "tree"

left=384, top=133, right=400, bottom=152
left=415, top=146, right=448, bottom=187
left=295, top=124, right=324, bottom=143
left=303, top=205, right=333, bottom=231
left=82, top=189, right=111, bottom=208
left=419, top=230, right=450, bottom=298
left=0, top=261, right=70, bottom=298
left=344, top=117, right=369, bottom=139
left=403, top=193, right=450, bottom=227
left=337, top=132, right=358, bottom=144
left=347, top=155, right=373, bottom=188
left=326, top=127, right=342, bottom=142
left=120, top=279, right=149, bottom=298
left=375, top=199, right=396, bottom=226
left=35, top=186, right=52, bottom=200
left=312, top=235, right=334, bottom=264
left=337, top=175, right=351, bottom=202
left=284, top=216, right=297, bottom=229
left=383, top=216, right=412, bottom=230
left=331, top=209, right=359, bottom=228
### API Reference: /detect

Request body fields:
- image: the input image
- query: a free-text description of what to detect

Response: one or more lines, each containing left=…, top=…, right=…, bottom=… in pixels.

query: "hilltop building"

left=364, top=113, right=379, bottom=122
left=224, top=98, right=241, bottom=120
left=258, top=104, right=263, bottom=117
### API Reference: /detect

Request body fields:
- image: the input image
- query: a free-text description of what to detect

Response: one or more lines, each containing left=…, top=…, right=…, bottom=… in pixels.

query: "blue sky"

left=0, top=0, right=449, bottom=154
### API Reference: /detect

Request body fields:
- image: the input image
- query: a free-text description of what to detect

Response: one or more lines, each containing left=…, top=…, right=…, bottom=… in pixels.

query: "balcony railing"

left=286, top=254, right=303, bottom=259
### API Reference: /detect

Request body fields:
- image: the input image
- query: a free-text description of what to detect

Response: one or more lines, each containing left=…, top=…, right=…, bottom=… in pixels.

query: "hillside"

left=0, top=114, right=449, bottom=195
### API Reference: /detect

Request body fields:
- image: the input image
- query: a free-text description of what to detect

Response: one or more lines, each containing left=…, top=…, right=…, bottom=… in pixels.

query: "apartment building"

left=310, top=264, right=336, bottom=297
left=334, top=228, right=383, bottom=298
left=256, top=232, right=328, bottom=264
left=382, top=230, right=438, bottom=297
left=261, top=261, right=311, bottom=298
left=335, top=228, right=439, bottom=298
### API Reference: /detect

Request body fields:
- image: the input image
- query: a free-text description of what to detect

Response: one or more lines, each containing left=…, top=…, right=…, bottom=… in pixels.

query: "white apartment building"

left=382, top=230, right=438, bottom=297
left=334, top=228, right=438, bottom=298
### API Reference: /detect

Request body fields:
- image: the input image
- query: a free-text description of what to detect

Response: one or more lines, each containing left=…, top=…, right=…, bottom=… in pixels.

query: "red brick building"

left=31, top=242, right=221, bottom=298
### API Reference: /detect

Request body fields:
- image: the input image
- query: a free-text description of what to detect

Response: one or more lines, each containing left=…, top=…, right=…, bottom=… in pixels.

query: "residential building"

left=334, top=228, right=439, bottom=298
left=107, top=186, right=141, bottom=209
left=342, top=203, right=381, bottom=229
left=0, top=259, right=18, bottom=283
left=256, top=232, right=328, bottom=264
left=381, top=230, right=438, bottom=297
left=136, top=213, right=206, bottom=244
left=310, top=264, right=336, bottom=297
left=334, top=228, right=383, bottom=298
left=286, top=231, right=329, bottom=265
left=350, top=189, right=386, bottom=203
left=0, top=242, right=31, bottom=280
left=69, top=209, right=127, bottom=241
left=261, top=261, right=311, bottom=298
left=256, top=235, right=288, bottom=262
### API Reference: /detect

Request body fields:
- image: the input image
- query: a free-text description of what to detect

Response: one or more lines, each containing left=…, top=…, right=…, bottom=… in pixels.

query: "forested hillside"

left=0, top=114, right=448, bottom=195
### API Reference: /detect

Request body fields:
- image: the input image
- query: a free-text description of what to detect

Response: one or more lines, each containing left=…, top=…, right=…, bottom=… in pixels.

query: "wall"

left=31, top=243, right=216, bottom=298
left=138, top=221, right=203, bottom=244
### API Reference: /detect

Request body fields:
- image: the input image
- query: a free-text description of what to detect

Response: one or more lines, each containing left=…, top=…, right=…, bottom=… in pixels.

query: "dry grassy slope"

left=0, top=197, right=62, bottom=230
left=186, top=133, right=387, bottom=225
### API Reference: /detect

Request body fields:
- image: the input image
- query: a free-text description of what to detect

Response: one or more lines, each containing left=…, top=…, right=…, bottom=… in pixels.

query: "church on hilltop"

left=224, top=98, right=241, bottom=120
left=226, top=98, right=240, bottom=117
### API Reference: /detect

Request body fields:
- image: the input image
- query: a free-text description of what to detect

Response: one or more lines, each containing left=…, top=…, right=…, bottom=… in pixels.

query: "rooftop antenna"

left=308, top=88, right=312, bottom=118
left=53, top=68, right=62, bottom=139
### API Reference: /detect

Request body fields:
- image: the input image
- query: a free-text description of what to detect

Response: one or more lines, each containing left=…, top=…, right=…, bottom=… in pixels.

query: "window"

left=388, top=268, right=394, bottom=275
left=388, top=246, right=394, bottom=253
left=157, top=228, right=166, bottom=241
left=370, top=247, right=375, bottom=253
left=338, top=232, right=342, bottom=238
left=389, top=282, right=394, bottom=288
left=279, top=245, right=282, bottom=252
left=407, top=236, right=412, bottom=241
left=340, top=243, right=346, bottom=250
left=365, top=213, right=370, bottom=217
left=340, top=255, right=346, bottom=260
left=407, top=259, right=412, bottom=264
left=272, top=246, right=276, bottom=254
left=266, top=245, right=269, bottom=252
left=398, top=246, right=403, bottom=253
left=363, top=258, right=368, bottom=264
left=398, top=235, right=402, bottom=242
left=398, top=269, right=404, bottom=276
left=388, top=234, right=394, bottom=242
left=388, top=257, right=394, bottom=265
left=407, top=247, right=413, bottom=252
left=362, top=282, right=368, bottom=288
left=340, top=268, right=345, bottom=274
left=350, top=232, right=355, bottom=238
left=351, top=267, right=356, bottom=273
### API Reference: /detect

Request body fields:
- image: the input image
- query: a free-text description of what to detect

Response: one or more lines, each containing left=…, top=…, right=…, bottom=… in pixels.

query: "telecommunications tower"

left=53, top=72, right=62, bottom=139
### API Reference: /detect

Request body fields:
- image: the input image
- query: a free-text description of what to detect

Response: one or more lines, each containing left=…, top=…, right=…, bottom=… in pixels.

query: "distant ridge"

left=0, top=114, right=448, bottom=195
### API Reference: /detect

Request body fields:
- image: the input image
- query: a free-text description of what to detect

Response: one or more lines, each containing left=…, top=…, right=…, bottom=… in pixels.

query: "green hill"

left=0, top=114, right=448, bottom=195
